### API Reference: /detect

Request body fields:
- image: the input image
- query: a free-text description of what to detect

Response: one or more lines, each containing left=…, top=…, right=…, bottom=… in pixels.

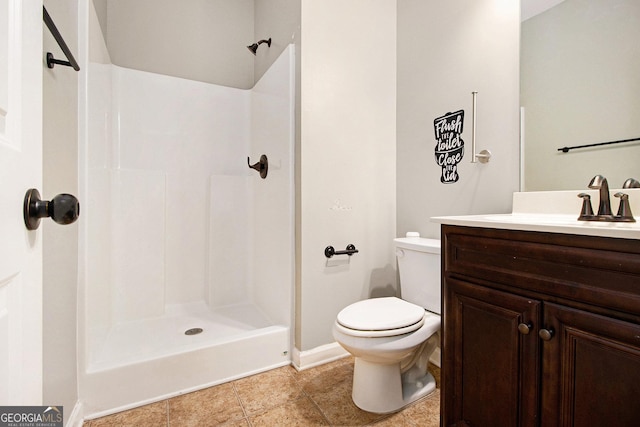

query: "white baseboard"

left=66, top=400, right=84, bottom=427
left=291, top=342, right=350, bottom=371
left=292, top=342, right=441, bottom=371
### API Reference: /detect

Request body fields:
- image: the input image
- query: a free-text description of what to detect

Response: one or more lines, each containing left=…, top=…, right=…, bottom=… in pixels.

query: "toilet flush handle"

left=395, top=249, right=405, bottom=258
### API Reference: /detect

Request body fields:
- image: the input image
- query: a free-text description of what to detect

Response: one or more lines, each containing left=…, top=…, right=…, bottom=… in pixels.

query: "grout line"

left=287, top=364, right=332, bottom=424
left=232, top=382, right=252, bottom=426
left=300, top=388, right=333, bottom=426
left=165, top=400, right=170, bottom=426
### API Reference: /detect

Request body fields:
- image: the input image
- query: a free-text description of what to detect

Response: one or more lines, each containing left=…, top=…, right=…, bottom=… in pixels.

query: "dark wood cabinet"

left=442, top=225, right=640, bottom=427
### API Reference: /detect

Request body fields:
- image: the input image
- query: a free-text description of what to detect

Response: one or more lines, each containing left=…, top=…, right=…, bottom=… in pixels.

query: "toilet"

left=332, top=233, right=441, bottom=414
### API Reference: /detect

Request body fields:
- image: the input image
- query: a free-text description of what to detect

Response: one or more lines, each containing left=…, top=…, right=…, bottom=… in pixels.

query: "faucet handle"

left=577, top=193, right=595, bottom=220
left=623, top=178, right=640, bottom=189
left=614, top=192, right=635, bottom=222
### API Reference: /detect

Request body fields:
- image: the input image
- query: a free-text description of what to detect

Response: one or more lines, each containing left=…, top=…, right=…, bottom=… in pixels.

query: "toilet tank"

left=394, top=234, right=441, bottom=315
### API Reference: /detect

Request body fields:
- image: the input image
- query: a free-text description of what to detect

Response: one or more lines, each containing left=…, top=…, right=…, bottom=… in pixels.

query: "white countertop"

left=432, top=189, right=640, bottom=240
left=432, top=213, right=640, bottom=240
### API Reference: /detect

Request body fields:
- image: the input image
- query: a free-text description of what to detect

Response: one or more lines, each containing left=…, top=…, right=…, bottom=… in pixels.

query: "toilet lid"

left=336, top=297, right=425, bottom=332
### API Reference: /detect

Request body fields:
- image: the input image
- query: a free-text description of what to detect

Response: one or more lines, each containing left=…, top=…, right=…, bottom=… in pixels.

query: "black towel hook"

left=248, top=155, right=268, bottom=179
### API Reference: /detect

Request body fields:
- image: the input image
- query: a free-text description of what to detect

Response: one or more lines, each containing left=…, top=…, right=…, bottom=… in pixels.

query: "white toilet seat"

left=336, top=297, right=427, bottom=338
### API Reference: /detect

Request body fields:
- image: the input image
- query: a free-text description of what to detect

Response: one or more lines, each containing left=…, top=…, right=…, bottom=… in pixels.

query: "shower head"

left=247, top=43, right=259, bottom=55
left=247, top=38, right=271, bottom=55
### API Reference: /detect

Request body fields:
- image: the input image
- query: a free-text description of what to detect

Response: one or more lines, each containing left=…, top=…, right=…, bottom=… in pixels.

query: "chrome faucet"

left=578, top=175, right=635, bottom=222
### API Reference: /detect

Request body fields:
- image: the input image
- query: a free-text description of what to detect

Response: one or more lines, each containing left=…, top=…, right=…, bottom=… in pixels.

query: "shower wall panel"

left=249, top=46, right=295, bottom=326
left=164, top=173, right=211, bottom=304
left=85, top=62, right=114, bottom=357
left=112, top=169, right=166, bottom=322
left=112, top=66, right=250, bottom=173
left=208, top=175, right=252, bottom=308
left=111, top=66, right=251, bottom=319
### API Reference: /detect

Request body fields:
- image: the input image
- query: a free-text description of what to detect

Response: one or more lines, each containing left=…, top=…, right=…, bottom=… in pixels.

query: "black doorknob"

left=23, top=188, right=80, bottom=230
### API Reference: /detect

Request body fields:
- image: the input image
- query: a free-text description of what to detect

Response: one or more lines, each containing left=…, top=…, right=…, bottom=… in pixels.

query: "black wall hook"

left=248, top=155, right=268, bottom=179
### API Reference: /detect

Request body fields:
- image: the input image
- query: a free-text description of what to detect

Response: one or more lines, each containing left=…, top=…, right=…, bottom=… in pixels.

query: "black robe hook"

left=248, top=155, right=268, bottom=179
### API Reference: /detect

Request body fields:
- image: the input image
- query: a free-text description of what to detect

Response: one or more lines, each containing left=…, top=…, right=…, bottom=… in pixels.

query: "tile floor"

left=83, top=357, right=441, bottom=426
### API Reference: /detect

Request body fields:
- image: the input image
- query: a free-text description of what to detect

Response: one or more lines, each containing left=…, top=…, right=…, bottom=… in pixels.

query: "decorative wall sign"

left=434, top=110, right=465, bottom=183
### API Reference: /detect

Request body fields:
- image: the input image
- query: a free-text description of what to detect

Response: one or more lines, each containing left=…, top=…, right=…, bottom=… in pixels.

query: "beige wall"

left=396, top=0, right=521, bottom=238
left=95, top=0, right=300, bottom=89
left=103, top=0, right=254, bottom=88
left=254, top=0, right=301, bottom=84
left=521, top=0, right=640, bottom=191
left=297, top=0, right=397, bottom=351
left=92, top=0, right=107, bottom=43
left=42, top=0, right=79, bottom=423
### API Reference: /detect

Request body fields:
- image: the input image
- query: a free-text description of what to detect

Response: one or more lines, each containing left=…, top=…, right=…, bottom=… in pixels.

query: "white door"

left=0, top=1, right=43, bottom=404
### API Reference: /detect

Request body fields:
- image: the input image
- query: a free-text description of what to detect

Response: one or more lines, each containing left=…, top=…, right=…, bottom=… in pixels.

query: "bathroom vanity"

left=438, top=223, right=640, bottom=426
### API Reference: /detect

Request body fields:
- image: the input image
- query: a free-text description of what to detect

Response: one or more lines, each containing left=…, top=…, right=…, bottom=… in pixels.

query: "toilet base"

left=351, top=358, right=437, bottom=414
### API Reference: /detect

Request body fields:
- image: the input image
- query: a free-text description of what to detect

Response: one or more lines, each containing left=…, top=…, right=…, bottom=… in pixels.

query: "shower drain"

left=184, top=328, right=203, bottom=336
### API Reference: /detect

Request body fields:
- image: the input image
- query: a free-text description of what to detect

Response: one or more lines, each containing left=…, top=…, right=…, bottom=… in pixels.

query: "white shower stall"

left=79, top=40, right=294, bottom=416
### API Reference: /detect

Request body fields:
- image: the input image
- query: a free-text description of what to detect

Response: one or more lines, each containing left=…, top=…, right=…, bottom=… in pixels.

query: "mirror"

left=520, top=0, right=640, bottom=191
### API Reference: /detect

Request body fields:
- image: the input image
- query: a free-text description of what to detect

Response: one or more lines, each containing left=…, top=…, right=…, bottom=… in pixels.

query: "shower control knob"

left=23, top=188, right=80, bottom=230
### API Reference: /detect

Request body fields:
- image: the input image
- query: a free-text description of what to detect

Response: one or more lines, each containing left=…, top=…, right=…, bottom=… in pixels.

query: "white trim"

left=292, top=342, right=441, bottom=370
left=291, top=342, right=350, bottom=371
left=65, top=400, right=84, bottom=427
left=519, top=106, right=525, bottom=191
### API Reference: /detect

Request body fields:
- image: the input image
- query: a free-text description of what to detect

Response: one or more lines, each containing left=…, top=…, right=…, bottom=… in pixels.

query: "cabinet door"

left=443, top=278, right=541, bottom=427
left=541, top=303, right=640, bottom=427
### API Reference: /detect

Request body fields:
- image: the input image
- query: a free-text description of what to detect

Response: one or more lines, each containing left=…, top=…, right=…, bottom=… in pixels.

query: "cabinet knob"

left=539, top=328, right=555, bottom=341
left=518, top=322, right=533, bottom=335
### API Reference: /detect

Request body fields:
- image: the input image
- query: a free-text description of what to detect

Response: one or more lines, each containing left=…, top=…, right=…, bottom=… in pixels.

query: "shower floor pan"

left=83, top=301, right=290, bottom=417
